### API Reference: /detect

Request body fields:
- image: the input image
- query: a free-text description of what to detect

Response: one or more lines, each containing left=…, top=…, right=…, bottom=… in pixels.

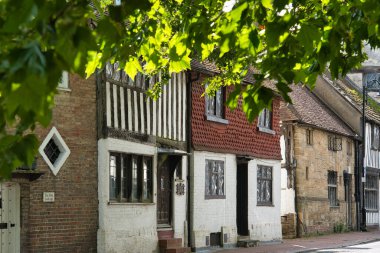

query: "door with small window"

left=0, top=182, right=20, bottom=253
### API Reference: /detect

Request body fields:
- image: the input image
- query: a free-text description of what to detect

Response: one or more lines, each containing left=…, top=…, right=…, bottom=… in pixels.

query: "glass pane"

left=216, top=88, right=223, bottom=117
left=109, top=155, right=117, bottom=200
left=131, top=155, right=138, bottom=202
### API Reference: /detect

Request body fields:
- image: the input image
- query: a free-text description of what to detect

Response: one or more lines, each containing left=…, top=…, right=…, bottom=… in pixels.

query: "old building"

left=281, top=85, right=356, bottom=237
left=314, top=72, right=380, bottom=229
left=189, top=62, right=282, bottom=251
left=0, top=73, right=98, bottom=252
left=96, top=63, right=189, bottom=253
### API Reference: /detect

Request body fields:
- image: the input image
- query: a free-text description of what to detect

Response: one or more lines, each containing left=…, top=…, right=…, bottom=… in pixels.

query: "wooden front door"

left=236, top=163, right=249, bottom=236
left=157, top=158, right=172, bottom=226
left=0, top=182, right=20, bottom=253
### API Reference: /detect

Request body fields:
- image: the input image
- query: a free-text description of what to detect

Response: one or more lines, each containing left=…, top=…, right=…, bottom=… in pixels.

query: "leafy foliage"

left=2, top=0, right=380, bottom=177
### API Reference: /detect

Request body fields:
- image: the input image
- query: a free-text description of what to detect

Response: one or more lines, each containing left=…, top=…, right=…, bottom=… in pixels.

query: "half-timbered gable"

left=99, top=62, right=187, bottom=146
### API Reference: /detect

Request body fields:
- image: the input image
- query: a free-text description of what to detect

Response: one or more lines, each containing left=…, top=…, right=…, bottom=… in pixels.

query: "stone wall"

left=294, top=126, right=356, bottom=236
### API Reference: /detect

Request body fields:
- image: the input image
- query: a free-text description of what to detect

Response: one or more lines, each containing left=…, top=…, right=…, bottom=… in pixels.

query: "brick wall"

left=281, top=213, right=296, bottom=239
left=21, top=75, right=98, bottom=252
left=191, top=72, right=281, bottom=160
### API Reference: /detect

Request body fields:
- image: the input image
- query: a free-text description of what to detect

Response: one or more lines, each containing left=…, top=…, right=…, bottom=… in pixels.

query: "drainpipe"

left=186, top=70, right=194, bottom=248
left=361, top=80, right=367, bottom=231
left=354, top=139, right=361, bottom=231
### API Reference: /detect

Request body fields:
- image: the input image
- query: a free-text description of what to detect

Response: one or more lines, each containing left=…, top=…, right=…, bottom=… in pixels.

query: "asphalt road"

left=315, top=240, right=380, bottom=253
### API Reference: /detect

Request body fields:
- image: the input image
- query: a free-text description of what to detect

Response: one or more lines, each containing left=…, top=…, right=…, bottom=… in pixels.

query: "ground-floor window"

left=109, top=152, right=153, bottom=203
left=365, top=173, right=379, bottom=211
left=257, top=165, right=272, bottom=205
left=328, top=170, right=338, bottom=206
left=205, top=159, right=225, bottom=199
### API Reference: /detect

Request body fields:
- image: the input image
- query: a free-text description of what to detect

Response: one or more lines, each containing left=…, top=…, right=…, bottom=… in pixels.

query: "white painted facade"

left=97, top=138, right=188, bottom=253
left=280, top=134, right=295, bottom=216
left=364, top=122, right=380, bottom=226
left=191, top=151, right=281, bottom=250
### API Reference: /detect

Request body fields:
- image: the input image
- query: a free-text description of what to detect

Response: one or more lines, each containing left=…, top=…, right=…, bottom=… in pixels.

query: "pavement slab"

left=213, top=229, right=380, bottom=253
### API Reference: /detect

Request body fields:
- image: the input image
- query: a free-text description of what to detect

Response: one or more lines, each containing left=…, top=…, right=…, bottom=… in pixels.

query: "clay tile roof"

left=283, top=85, right=355, bottom=137
left=190, top=60, right=277, bottom=90
left=321, top=73, right=380, bottom=125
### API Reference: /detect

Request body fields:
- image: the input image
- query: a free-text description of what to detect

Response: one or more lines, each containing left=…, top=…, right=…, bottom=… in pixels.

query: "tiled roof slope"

left=281, top=85, right=355, bottom=137
left=321, top=73, right=380, bottom=125
left=191, top=60, right=277, bottom=90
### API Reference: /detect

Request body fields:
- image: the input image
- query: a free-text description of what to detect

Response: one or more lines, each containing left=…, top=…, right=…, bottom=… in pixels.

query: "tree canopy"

left=1, top=0, right=380, bottom=177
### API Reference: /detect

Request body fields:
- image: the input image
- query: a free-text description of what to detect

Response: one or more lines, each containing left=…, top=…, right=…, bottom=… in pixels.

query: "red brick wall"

left=21, top=75, right=98, bottom=252
left=191, top=72, right=281, bottom=160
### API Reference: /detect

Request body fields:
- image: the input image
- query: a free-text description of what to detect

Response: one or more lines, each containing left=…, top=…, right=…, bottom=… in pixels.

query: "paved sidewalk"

left=214, top=229, right=380, bottom=253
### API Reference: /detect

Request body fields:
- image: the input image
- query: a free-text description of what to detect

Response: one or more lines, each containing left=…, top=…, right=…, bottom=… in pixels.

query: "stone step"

left=158, top=229, right=174, bottom=239
left=165, top=247, right=191, bottom=253
left=237, top=239, right=259, bottom=248
left=159, top=238, right=182, bottom=249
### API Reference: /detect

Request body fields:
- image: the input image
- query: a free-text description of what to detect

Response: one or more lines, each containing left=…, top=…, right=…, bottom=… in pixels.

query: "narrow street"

left=214, top=229, right=380, bottom=253
left=317, top=241, right=380, bottom=252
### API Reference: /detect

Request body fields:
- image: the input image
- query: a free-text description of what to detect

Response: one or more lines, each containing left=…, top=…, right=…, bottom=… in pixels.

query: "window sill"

left=205, top=195, right=226, bottom=200
left=257, top=126, right=275, bottom=135
left=57, top=87, right=72, bottom=92
left=108, top=201, right=154, bottom=206
left=257, top=203, right=274, bottom=207
left=205, top=115, right=229, bottom=124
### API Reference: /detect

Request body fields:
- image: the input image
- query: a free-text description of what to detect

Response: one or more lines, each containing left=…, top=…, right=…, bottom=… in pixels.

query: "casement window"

left=328, top=171, right=338, bottom=206
left=205, top=159, right=225, bottom=199
left=257, top=165, right=273, bottom=205
left=258, top=108, right=272, bottom=130
left=109, top=152, right=153, bottom=203
left=365, top=174, right=379, bottom=211
left=58, top=71, right=69, bottom=89
left=306, top=129, right=313, bottom=145
left=328, top=135, right=342, bottom=151
left=371, top=124, right=380, bottom=150
left=205, top=87, right=225, bottom=119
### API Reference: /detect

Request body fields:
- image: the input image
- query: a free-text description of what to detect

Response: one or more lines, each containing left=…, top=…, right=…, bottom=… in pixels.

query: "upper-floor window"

left=206, top=87, right=224, bottom=118
left=371, top=124, right=380, bottom=150
left=306, top=129, right=313, bottom=145
left=109, top=152, right=153, bottom=203
left=257, top=165, right=273, bottom=205
left=205, top=159, right=225, bottom=199
left=328, top=170, right=338, bottom=207
left=58, top=71, right=69, bottom=89
left=328, top=135, right=342, bottom=151
left=258, top=107, right=272, bottom=130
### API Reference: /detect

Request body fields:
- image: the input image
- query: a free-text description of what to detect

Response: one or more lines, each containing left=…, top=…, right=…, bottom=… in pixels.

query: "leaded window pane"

left=205, top=160, right=225, bottom=198
left=257, top=165, right=273, bottom=205
left=365, top=174, right=379, bottom=211
left=328, top=171, right=338, bottom=206
left=258, top=108, right=272, bottom=129
left=109, top=152, right=153, bottom=203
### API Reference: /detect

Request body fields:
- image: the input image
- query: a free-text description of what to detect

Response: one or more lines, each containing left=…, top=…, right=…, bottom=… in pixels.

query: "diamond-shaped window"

left=39, top=127, right=70, bottom=176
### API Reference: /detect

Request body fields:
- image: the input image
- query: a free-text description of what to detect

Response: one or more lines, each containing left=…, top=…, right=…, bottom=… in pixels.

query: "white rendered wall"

left=281, top=168, right=295, bottom=215
left=191, top=151, right=237, bottom=249
left=191, top=151, right=282, bottom=248
left=248, top=159, right=282, bottom=242
left=97, top=138, right=188, bottom=253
